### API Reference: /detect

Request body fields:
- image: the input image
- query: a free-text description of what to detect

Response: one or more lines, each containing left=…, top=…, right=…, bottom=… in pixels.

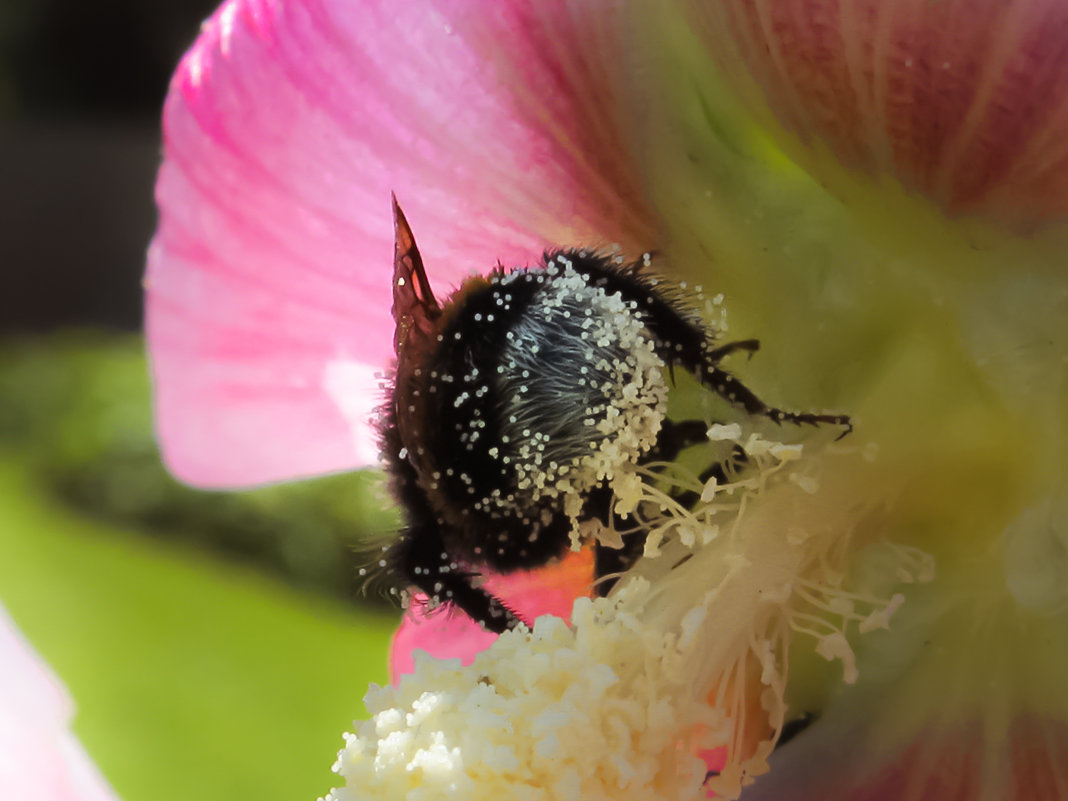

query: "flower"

left=148, top=1, right=1068, bottom=799
left=694, top=0, right=1068, bottom=227
left=0, top=603, right=120, bottom=801
left=328, top=433, right=933, bottom=800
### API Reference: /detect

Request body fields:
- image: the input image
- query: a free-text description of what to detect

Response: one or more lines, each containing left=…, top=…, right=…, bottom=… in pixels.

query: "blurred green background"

left=0, top=3, right=402, bottom=800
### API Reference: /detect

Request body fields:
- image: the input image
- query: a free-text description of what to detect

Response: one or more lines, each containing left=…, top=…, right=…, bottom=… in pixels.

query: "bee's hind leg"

left=592, top=417, right=714, bottom=595
left=645, top=418, right=709, bottom=463
left=644, top=418, right=751, bottom=510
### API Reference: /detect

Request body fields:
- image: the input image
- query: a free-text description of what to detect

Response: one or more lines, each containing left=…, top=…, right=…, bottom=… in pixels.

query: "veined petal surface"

left=695, top=0, right=1068, bottom=226
left=148, top=0, right=653, bottom=486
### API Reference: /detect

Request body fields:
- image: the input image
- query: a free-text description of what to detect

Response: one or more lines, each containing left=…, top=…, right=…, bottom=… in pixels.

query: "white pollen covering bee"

left=381, top=199, right=851, bottom=633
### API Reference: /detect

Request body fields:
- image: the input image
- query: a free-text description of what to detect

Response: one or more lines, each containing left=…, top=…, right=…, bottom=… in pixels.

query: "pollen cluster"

left=325, top=586, right=712, bottom=801
left=326, top=428, right=932, bottom=800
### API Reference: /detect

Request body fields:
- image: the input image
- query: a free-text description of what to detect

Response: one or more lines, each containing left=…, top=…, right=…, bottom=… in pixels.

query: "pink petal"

left=389, top=548, right=594, bottom=682
left=0, top=606, right=119, bottom=801
left=148, top=0, right=654, bottom=488
left=697, top=0, right=1068, bottom=224
left=387, top=605, right=498, bottom=682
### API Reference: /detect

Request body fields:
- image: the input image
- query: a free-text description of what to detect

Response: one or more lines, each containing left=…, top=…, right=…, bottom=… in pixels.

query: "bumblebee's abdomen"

left=425, top=254, right=668, bottom=562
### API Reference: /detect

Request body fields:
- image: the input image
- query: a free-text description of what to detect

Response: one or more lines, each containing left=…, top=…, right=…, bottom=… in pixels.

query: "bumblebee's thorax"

left=408, top=254, right=668, bottom=538
left=383, top=202, right=852, bottom=632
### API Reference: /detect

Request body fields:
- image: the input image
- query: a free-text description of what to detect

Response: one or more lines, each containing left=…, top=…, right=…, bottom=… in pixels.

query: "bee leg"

left=645, top=417, right=752, bottom=510
left=778, top=712, right=817, bottom=746
left=645, top=418, right=710, bottom=463
left=578, top=263, right=852, bottom=438
left=568, top=256, right=848, bottom=434
left=594, top=418, right=730, bottom=594
left=596, top=441, right=749, bottom=592
left=704, top=337, right=760, bottom=362
left=693, top=358, right=853, bottom=439
left=391, top=524, right=523, bottom=634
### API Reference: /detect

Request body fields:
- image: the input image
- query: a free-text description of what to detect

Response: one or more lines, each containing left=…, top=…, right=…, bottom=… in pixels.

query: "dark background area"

left=0, top=9, right=401, bottom=798
left=0, top=0, right=399, bottom=605
left=1, top=0, right=218, bottom=332
left=0, top=10, right=402, bottom=799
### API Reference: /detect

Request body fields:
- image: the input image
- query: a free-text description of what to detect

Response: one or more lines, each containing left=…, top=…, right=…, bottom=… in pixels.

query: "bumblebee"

left=381, top=199, right=850, bottom=632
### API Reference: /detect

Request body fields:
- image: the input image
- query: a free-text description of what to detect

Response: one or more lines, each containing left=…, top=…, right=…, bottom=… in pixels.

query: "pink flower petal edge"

left=389, top=548, right=594, bottom=682
left=147, top=0, right=653, bottom=488
left=0, top=605, right=119, bottom=801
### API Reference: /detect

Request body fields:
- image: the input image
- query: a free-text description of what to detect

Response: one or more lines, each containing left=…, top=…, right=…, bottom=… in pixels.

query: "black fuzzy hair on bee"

left=380, top=199, right=851, bottom=633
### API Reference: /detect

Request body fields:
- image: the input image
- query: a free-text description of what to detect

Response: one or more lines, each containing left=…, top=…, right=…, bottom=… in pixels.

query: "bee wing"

left=391, top=195, right=441, bottom=354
